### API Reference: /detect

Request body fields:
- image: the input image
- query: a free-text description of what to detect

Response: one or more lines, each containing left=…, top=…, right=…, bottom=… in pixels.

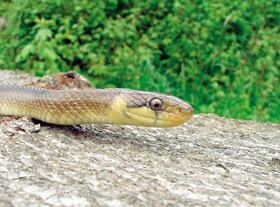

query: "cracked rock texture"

left=0, top=70, right=280, bottom=207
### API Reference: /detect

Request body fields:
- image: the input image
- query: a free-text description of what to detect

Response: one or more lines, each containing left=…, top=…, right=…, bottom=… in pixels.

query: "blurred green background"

left=0, top=0, right=279, bottom=123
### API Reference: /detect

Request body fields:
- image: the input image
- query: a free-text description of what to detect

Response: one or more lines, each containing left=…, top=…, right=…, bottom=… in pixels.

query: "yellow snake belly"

left=0, top=86, right=193, bottom=127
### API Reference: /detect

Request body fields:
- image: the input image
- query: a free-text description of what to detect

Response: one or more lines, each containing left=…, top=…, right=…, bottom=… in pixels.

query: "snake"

left=0, top=86, right=193, bottom=128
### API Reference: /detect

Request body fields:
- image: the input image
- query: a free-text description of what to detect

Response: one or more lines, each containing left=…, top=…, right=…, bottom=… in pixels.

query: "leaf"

left=15, top=44, right=35, bottom=62
left=40, top=47, right=56, bottom=61
left=35, top=28, right=52, bottom=42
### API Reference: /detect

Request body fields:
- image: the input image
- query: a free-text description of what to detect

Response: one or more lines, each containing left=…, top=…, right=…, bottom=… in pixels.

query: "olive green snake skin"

left=0, top=86, right=193, bottom=127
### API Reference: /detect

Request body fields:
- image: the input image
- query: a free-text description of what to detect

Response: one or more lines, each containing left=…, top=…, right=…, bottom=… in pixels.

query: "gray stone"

left=0, top=70, right=279, bottom=207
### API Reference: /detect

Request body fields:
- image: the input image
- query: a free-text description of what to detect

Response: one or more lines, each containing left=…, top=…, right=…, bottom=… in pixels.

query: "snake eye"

left=149, top=98, right=163, bottom=111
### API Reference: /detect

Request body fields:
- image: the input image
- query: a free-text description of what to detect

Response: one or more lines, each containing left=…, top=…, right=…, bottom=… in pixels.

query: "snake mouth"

left=123, top=105, right=194, bottom=128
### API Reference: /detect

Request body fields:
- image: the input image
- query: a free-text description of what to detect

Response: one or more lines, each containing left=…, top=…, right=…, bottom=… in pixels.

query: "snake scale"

left=0, top=86, right=193, bottom=127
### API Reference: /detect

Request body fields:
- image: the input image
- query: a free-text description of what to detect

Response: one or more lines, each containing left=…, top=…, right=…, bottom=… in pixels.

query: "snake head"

left=117, top=89, right=194, bottom=128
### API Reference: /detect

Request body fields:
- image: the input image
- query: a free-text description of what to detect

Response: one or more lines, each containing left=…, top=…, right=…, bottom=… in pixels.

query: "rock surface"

left=0, top=70, right=279, bottom=207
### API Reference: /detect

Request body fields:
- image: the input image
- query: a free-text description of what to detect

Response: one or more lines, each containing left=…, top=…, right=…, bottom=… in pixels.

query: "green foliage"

left=0, top=0, right=279, bottom=123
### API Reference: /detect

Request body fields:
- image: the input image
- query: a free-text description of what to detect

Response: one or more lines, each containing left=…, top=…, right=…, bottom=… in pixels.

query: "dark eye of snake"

left=149, top=98, right=163, bottom=111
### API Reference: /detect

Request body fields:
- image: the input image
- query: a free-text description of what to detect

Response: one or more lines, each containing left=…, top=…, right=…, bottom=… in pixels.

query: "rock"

left=29, top=71, right=95, bottom=90
left=0, top=70, right=279, bottom=207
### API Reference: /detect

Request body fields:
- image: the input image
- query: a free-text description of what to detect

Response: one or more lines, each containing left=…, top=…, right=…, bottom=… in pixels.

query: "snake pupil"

left=150, top=98, right=163, bottom=111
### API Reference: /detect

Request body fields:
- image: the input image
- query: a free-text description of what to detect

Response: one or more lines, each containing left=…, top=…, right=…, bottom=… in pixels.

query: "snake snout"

left=182, top=104, right=194, bottom=121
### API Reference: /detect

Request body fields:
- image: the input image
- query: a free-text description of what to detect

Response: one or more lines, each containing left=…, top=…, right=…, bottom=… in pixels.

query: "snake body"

left=0, top=86, right=193, bottom=127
